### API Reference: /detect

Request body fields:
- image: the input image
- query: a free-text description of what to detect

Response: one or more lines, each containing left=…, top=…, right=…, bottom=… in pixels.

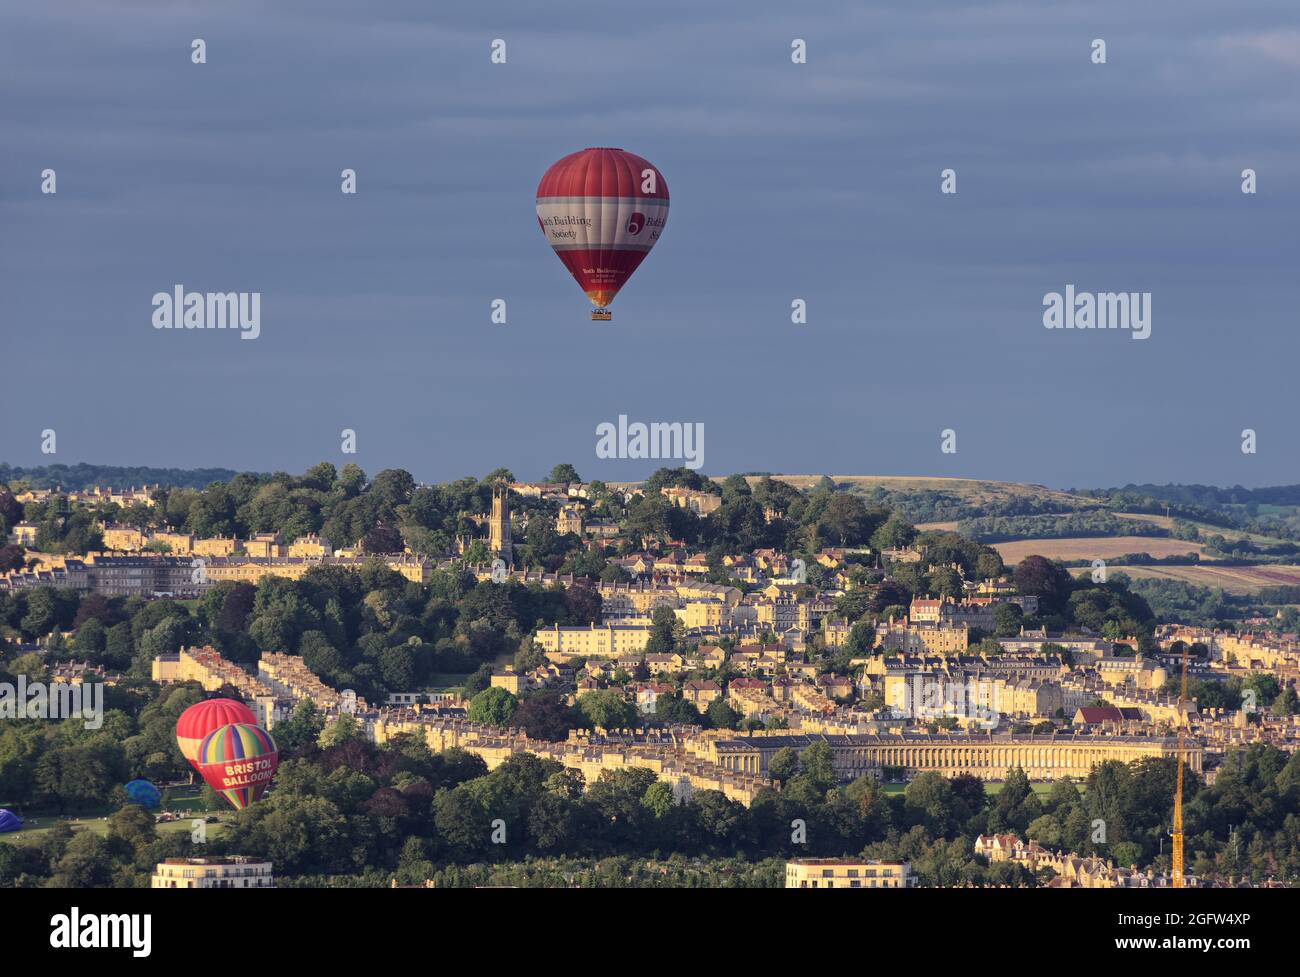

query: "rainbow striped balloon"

left=176, top=698, right=257, bottom=771
left=196, top=722, right=279, bottom=810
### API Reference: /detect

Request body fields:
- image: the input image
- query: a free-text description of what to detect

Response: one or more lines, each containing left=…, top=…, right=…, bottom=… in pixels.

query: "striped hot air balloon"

left=196, top=723, right=279, bottom=810
left=536, top=147, right=669, bottom=320
left=176, top=698, right=257, bottom=771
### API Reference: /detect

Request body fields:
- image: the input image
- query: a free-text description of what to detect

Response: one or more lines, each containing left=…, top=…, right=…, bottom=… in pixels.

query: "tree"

left=1014, top=556, right=1073, bottom=615
left=926, top=564, right=963, bottom=599
left=975, top=552, right=1004, bottom=580
left=585, top=768, right=657, bottom=845
left=645, top=604, right=682, bottom=655
left=0, top=545, right=23, bottom=573
left=642, top=781, right=675, bottom=818
left=720, top=474, right=752, bottom=504
left=528, top=791, right=580, bottom=850
left=843, top=620, right=876, bottom=658
left=317, top=714, right=363, bottom=749
left=468, top=686, right=518, bottom=726
left=511, top=692, right=575, bottom=741
left=563, top=584, right=602, bottom=625
left=72, top=618, right=107, bottom=655
left=1111, top=841, right=1143, bottom=869
left=379, top=644, right=416, bottom=691
left=706, top=697, right=741, bottom=730
left=768, top=747, right=800, bottom=784
left=870, top=513, right=915, bottom=551
left=692, top=790, right=747, bottom=849
left=548, top=464, right=580, bottom=484
left=577, top=690, right=638, bottom=730
left=992, top=602, right=1024, bottom=637
left=903, top=772, right=962, bottom=837
left=107, top=804, right=157, bottom=850
left=1026, top=813, right=1062, bottom=847
left=299, top=631, right=343, bottom=679
left=232, top=794, right=351, bottom=875
left=798, top=741, right=835, bottom=793
left=1242, top=673, right=1280, bottom=711
left=818, top=494, right=876, bottom=546
left=362, top=524, right=404, bottom=554
left=47, top=833, right=116, bottom=888
left=274, top=699, right=325, bottom=753
left=1272, top=686, right=1299, bottom=716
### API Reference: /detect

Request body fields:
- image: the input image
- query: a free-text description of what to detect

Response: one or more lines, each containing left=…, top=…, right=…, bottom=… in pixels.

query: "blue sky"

left=2, top=1, right=1297, bottom=488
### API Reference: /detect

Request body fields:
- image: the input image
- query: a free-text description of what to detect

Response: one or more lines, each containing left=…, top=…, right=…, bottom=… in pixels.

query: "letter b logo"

left=627, top=212, right=645, bottom=235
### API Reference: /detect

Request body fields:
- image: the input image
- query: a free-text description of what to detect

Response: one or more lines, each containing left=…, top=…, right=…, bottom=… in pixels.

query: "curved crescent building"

left=708, top=732, right=1202, bottom=782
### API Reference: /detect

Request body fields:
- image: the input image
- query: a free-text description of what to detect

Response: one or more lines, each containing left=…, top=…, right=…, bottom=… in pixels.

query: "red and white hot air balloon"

left=175, top=697, right=257, bottom=771
left=536, top=147, right=669, bottom=320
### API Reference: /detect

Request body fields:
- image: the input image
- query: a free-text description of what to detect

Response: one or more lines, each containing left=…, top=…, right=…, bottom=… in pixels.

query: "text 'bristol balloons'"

left=176, top=698, right=257, bottom=771
left=536, top=147, right=669, bottom=320
left=123, top=779, right=162, bottom=809
left=196, top=723, right=279, bottom=811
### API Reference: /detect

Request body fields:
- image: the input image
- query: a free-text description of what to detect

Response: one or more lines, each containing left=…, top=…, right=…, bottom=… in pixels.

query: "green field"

left=427, top=673, right=474, bottom=689
left=1, top=784, right=231, bottom=846
left=4, top=812, right=229, bottom=847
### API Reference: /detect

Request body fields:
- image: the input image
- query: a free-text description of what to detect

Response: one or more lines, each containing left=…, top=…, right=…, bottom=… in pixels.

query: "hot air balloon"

left=536, top=147, right=669, bottom=320
left=0, top=809, right=22, bottom=833
left=196, top=722, right=279, bottom=811
left=176, top=698, right=257, bottom=771
left=123, top=779, right=162, bottom=809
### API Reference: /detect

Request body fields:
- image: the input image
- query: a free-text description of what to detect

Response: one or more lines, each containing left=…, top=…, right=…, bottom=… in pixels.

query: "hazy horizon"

left=3, top=457, right=1297, bottom=495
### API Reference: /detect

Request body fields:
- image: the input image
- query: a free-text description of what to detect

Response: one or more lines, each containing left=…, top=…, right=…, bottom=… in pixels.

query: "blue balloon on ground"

left=0, top=809, right=22, bottom=832
left=123, top=779, right=162, bottom=809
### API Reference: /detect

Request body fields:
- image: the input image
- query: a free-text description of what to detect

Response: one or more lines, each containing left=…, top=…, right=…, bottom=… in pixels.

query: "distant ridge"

left=0, top=462, right=253, bottom=491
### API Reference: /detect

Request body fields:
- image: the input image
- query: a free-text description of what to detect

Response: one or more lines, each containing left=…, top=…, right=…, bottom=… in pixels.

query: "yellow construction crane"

left=1172, top=643, right=1189, bottom=888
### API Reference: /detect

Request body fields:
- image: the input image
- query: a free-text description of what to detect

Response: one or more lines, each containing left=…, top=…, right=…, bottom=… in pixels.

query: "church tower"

left=489, top=483, right=512, bottom=562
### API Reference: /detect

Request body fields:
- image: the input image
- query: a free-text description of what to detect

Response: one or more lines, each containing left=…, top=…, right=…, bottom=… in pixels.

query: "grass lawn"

left=984, top=781, right=1059, bottom=798
left=4, top=811, right=229, bottom=846
left=427, top=673, right=473, bottom=689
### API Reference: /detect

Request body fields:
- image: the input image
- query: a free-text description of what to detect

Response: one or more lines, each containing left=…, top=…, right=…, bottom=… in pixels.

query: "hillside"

left=743, top=475, right=1095, bottom=508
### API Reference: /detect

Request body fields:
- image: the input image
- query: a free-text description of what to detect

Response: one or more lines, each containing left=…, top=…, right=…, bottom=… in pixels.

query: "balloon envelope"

left=196, top=723, right=278, bottom=810
left=123, top=779, right=162, bottom=809
left=176, top=698, right=257, bottom=770
left=0, top=809, right=22, bottom=833
left=536, top=147, right=669, bottom=311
